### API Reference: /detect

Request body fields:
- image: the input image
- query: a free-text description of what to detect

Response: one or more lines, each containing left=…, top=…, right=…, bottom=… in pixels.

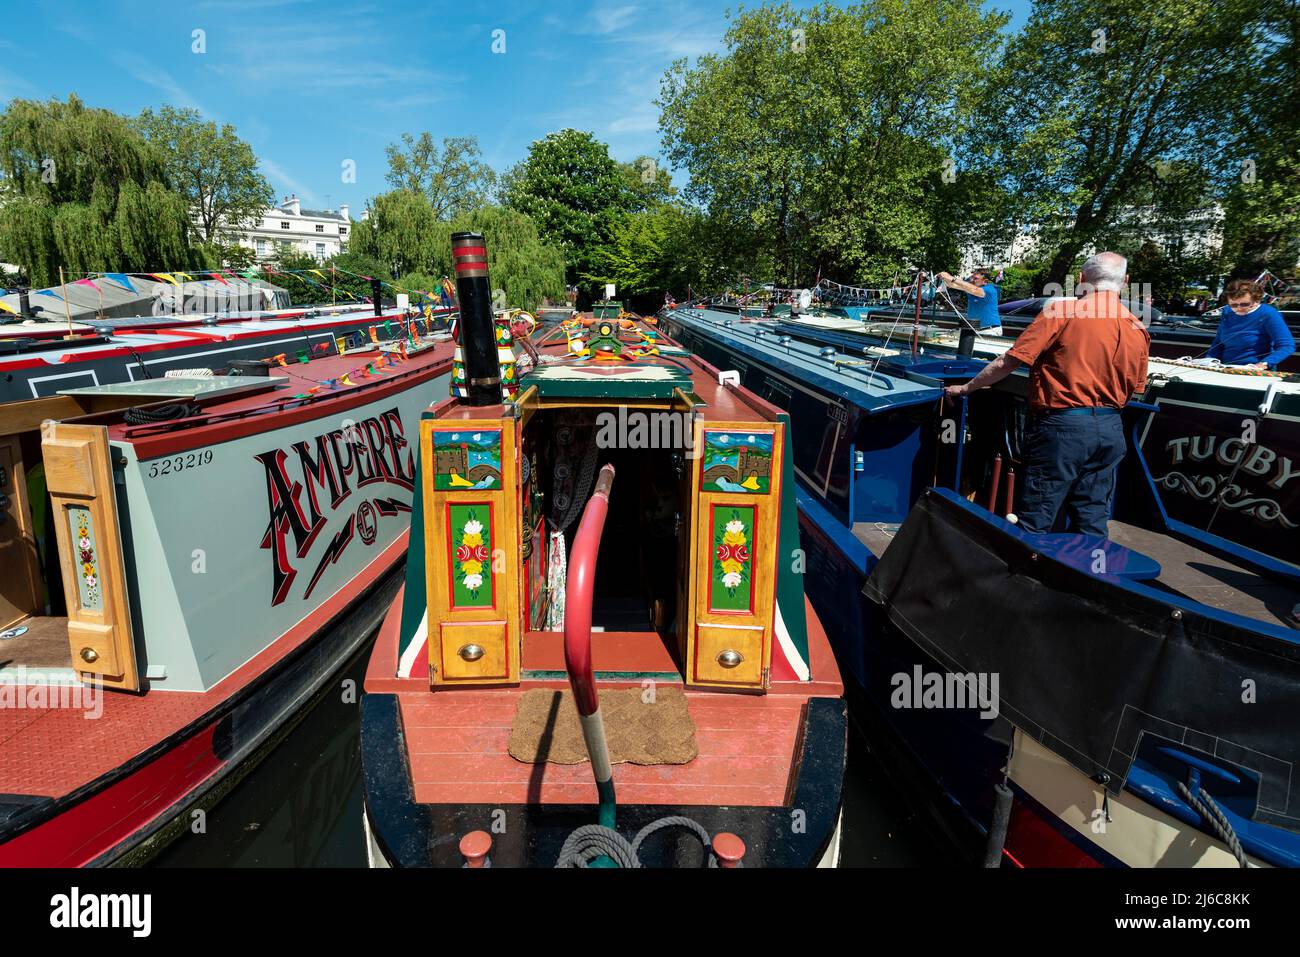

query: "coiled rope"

left=1175, top=781, right=1247, bottom=867
left=555, top=816, right=723, bottom=868
left=123, top=402, right=200, bottom=425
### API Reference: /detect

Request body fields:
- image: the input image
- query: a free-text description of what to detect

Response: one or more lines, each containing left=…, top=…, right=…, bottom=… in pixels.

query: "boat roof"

left=668, top=306, right=941, bottom=413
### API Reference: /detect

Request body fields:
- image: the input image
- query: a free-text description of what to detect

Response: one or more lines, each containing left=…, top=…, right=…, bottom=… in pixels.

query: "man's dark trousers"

left=1017, top=409, right=1126, bottom=536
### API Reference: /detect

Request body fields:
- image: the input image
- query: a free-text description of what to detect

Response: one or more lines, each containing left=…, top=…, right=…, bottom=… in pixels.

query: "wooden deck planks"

left=399, top=688, right=806, bottom=808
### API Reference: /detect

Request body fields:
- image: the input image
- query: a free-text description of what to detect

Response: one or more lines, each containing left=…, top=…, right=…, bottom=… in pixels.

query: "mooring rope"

left=1175, top=781, right=1248, bottom=867
left=555, top=816, right=724, bottom=868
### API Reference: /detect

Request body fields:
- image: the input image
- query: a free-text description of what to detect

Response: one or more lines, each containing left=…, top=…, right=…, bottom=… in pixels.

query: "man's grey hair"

left=1081, top=252, right=1127, bottom=293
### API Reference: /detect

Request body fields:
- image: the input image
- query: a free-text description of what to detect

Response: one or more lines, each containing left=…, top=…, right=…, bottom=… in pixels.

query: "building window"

left=316, top=243, right=326, bottom=257
left=339, top=226, right=348, bottom=235
left=315, top=224, right=324, bottom=233
left=280, top=221, right=290, bottom=229
left=256, top=239, right=267, bottom=255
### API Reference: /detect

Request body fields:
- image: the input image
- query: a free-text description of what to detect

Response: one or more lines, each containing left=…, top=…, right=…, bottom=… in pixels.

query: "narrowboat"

left=0, top=320, right=455, bottom=865
left=660, top=303, right=1300, bottom=868
left=361, top=235, right=846, bottom=868
left=1, top=298, right=454, bottom=402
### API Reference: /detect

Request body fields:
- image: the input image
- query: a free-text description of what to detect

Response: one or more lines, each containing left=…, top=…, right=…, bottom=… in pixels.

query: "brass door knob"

left=458, top=644, right=485, bottom=662
left=80, top=647, right=99, bottom=664
left=716, top=650, right=744, bottom=669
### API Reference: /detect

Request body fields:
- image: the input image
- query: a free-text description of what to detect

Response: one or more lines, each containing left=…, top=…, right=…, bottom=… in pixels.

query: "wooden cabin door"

left=687, top=420, right=785, bottom=690
left=43, top=424, right=140, bottom=691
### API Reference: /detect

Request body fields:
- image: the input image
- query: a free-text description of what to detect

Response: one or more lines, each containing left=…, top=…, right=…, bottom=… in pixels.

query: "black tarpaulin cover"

left=863, top=488, right=1300, bottom=833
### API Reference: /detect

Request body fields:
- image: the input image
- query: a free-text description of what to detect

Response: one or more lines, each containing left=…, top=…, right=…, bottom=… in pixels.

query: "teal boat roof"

left=667, top=307, right=941, bottom=413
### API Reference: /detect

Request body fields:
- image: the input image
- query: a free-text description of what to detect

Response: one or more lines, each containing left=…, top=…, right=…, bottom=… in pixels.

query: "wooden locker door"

left=687, top=420, right=785, bottom=690
left=423, top=416, right=521, bottom=687
left=42, top=424, right=140, bottom=691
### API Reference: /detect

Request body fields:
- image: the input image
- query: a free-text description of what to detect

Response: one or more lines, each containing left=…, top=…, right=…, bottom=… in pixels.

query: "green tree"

left=584, top=203, right=697, bottom=297
left=1218, top=0, right=1300, bottom=277
left=975, top=0, right=1262, bottom=287
left=135, top=105, right=273, bottom=245
left=658, top=1, right=1006, bottom=286
left=504, top=129, right=635, bottom=289
left=0, top=95, right=194, bottom=286
left=352, top=193, right=565, bottom=311
left=384, top=133, right=496, bottom=219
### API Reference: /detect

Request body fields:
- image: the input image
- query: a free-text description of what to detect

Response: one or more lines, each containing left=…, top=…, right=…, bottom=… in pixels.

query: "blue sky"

left=1, top=0, right=1032, bottom=214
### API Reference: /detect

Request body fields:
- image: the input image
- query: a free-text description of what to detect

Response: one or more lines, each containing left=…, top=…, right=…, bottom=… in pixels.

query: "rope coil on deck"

left=555, top=816, right=725, bottom=868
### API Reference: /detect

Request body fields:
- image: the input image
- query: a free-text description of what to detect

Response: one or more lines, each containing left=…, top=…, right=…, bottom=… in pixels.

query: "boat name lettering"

left=256, top=406, right=416, bottom=605
left=1165, top=435, right=1299, bottom=491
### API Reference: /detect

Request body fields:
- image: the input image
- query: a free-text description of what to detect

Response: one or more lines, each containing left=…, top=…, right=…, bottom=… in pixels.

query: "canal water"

left=154, top=633, right=954, bottom=867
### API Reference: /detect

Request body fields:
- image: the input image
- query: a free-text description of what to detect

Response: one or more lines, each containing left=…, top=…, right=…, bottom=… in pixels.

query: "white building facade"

left=236, top=195, right=353, bottom=262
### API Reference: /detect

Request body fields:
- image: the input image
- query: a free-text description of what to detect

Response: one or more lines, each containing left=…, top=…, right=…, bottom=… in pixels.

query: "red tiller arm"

left=564, top=464, right=616, bottom=718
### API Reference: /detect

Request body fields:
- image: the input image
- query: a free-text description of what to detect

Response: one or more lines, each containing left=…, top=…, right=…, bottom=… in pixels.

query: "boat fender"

left=981, top=781, right=1013, bottom=867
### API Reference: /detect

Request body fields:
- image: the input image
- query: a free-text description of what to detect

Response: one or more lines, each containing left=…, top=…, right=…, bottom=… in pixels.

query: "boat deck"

left=398, top=686, right=807, bottom=807
left=855, top=514, right=1299, bottom=630
left=1108, top=521, right=1300, bottom=629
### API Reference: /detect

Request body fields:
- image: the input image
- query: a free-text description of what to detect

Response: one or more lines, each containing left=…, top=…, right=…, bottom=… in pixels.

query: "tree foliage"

left=135, top=105, right=273, bottom=244
left=351, top=193, right=565, bottom=311
left=975, top=0, right=1262, bottom=286
left=384, top=133, right=496, bottom=220
left=658, top=0, right=1006, bottom=286
left=504, top=129, right=639, bottom=289
left=0, top=95, right=194, bottom=286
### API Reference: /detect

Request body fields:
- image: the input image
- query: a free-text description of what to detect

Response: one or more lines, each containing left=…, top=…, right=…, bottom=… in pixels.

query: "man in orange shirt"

left=944, top=252, right=1150, bottom=536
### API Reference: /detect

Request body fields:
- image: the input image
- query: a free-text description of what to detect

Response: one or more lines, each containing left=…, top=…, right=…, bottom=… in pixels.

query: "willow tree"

left=658, top=0, right=1006, bottom=285
left=352, top=193, right=565, bottom=311
left=0, top=95, right=193, bottom=286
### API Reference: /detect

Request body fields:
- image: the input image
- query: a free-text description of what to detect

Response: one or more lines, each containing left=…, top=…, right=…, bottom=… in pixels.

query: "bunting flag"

left=310, top=269, right=326, bottom=280
left=366, top=363, right=377, bottom=376
left=399, top=342, right=409, bottom=361
left=149, top=273, right=178, bottom=285
left=336, top=337, right=348, bottom=355
left=340, top=374, right=355, bottom=386
left=296, top=349, right=310, bottom=364
left=209, top=272, right=229, bottom=285
left=103, top=272, right=137, bottom=293
left=273, top=353, right=288, bottom=367
left=368, top=326, right=379, bottom=344
left=241, top=268, right=260, bottom=280
left=35, top=289, right=64, bottom=300
left=0, top=300, right=17, bottom=315
left=383, top=320, right=394, bottom=338
left=73, top=278, right=100, bottom=291
left=316, top=342, right=330, bottom=353
left=175, top=272, right=192, bottom=283
left=307, top=386, right=323, bottom=395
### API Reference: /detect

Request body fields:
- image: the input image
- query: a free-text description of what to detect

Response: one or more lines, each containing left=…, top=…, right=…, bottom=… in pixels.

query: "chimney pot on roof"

left=339, top=203, right=350, bottom=220
left=286, top=194, right=301, bottom=216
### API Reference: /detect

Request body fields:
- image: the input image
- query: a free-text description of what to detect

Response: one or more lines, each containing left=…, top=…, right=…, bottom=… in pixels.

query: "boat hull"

left=0, top=556, right=403, bottom=867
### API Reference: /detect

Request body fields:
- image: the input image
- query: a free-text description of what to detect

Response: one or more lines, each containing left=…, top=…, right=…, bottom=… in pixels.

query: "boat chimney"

left=370, top=277, right=383, bottom=317
left=451, top=231, right=503, bottom=406
left=18, top=289, right=31, bottom=318
left=957, top=327, right=976, bottom=357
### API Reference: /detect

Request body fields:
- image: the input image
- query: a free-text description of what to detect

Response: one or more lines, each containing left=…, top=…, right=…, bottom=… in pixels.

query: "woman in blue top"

left=1206, top=279, right=1295, bottom=369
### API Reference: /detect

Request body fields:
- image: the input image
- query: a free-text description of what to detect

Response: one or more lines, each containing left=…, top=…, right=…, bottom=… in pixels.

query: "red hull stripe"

left=0, top=726, right=223, bottom=868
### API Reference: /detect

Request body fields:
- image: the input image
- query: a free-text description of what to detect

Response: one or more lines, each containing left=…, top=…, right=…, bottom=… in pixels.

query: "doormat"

left=508, top=686, right=698, bottom=765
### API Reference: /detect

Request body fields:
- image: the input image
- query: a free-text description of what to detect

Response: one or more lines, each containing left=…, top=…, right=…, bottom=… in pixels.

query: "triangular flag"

left=383, top=320, right=394, bottom=337
left=149, top=273, right=178, bottom=285
left=0, top=300, right=17, bottom=315
left=368, top=327, right=379, bottom=343
left=336, top=337, right=347, bottom=355
left=399, top=342, right=409, bottom=360
left=73, top=278, right=100, bottom=290
left=340, top=374, right=354, bottom=386
left=296, top=349, right=310, bottom=364
left=310, top=269, right=326, bottom=279
left=366, top=363, right=377, bottom=375
left=103, top=272, right=137, bottom=293
left=35, top=289, right=63, bottom=300
left=273, top=353, right=288, bottom=367
left=209, top=272, right=229, bottom=285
